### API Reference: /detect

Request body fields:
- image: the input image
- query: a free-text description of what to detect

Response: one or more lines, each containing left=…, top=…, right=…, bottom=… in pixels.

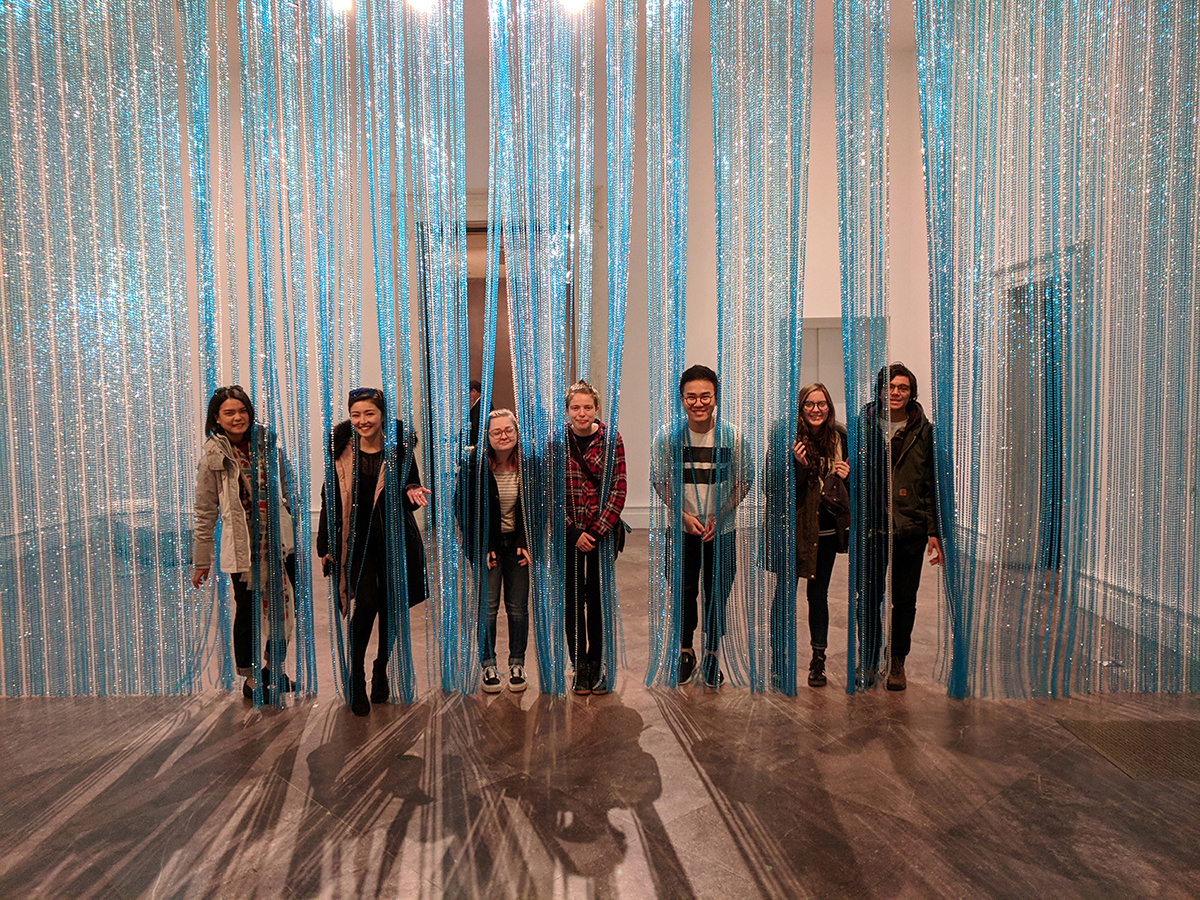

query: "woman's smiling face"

left=217, top=398, right=250, bottom=442
left=350, top=400, right=383, bottom=442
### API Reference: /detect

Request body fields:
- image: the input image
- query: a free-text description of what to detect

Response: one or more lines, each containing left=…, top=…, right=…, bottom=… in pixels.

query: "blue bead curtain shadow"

left=0, top=0, right=196, bottom=696
left=915, top=0, right=1200, bottom=697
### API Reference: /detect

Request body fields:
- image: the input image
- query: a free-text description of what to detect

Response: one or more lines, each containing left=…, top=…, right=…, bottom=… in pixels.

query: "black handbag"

left=820, top=471, right=851, bottom=532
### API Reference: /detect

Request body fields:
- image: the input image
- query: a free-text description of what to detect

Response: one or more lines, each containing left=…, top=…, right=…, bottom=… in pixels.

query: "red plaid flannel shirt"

left=565, top=422, right=627, bottom=539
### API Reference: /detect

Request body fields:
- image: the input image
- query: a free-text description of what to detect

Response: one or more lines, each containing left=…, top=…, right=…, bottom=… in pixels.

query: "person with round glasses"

left=464, top=408, right=531, bottom=695
left=858, top=363, right=943, bottom=691
left=763, top=382, right=850, bottom=694
left=651, top=364, right=752, bottom=690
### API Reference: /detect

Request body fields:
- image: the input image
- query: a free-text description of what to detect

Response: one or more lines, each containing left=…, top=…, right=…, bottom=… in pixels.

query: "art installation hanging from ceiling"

left=1, top=0, right=1196, bottom=701
left=915, top=0, right=1200, bottom=697
left=642, top=0, right=695, bottom=689
left=834, top=0, right=895, bottom=694
left=0, top=0, right=199, bottom=698
left=487, top=0, right=636, bottom=695
left=710, top=0, right=815, bottom=694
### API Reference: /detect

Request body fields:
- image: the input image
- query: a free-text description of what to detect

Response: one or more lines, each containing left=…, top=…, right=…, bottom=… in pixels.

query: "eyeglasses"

left=349, top=387, right=383, bottom=402
left=489, top=427, right=516, bottom=438
left=802, top=401, right=829, bottom=411
left=683, top=393, right=714, bottom=405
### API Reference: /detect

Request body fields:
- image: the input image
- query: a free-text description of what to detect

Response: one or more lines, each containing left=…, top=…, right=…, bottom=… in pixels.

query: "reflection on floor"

left=1, top=533, right=1198, bottom=899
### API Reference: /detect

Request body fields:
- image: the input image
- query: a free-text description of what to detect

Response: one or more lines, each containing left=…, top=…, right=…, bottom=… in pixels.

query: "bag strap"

left=568, top=433, right=604, bottom=492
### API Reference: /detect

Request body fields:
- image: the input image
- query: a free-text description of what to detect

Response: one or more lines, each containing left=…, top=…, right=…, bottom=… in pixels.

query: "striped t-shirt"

left=682, top=428, right=717, bottom=520
left=493, top=468, right=520, bottom=533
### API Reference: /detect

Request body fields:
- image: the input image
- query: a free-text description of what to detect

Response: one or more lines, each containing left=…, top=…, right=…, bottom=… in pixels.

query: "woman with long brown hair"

left=763, top=382, right=850, bottom=693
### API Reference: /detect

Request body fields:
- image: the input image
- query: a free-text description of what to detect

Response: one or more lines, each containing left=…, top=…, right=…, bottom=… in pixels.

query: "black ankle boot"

left=808, top=647, right=827, bottom=687
left=370, top=659, right=390, bottom=704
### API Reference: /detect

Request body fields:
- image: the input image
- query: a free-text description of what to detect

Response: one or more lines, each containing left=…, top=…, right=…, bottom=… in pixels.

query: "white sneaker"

left=482, top=665, right=502, bottom=693
left=508, top=665, right=527, bottom=692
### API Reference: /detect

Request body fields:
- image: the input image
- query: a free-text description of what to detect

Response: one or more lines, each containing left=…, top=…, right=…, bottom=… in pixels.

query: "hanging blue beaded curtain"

left=305, top=0, right=423, bottom=704
left=0, top=0, right=196, bottom=695
left=643, top=0, right=692, bottom=687
left=674, top=0, right=809, bottom=692
left=489, top=0, right=625, bottom=694
left=914, top=0, right=1200, bottom=697
left=178, top=0, right=321, bottom=703
left=835, top=0, right=894, bottom=693
left=406, top=0, right=471, bottom=692
left=597, top=0, right=637, bottom=689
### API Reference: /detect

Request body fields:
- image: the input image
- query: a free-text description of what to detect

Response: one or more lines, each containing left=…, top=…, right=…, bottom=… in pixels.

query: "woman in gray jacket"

left=192, top=385, right=295, bottom=701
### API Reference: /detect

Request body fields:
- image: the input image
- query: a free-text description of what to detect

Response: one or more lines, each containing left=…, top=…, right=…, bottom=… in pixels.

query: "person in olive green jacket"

left=858, top=363, right=943, bottom=691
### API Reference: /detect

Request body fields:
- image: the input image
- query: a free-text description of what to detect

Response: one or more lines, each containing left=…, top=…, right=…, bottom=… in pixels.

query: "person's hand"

left=701, top=518, right=716, bottom=542
left=487, top=550, right=497, bottom=570
left=576, top=532, right=596, bottom=552
left=322, top=555, right=333, bottom=577
left=927, top=536, right=944, bottom=566
left=682, top=512, right=704, bottom=536
left=192, top=567, right=209, bottom=589
left=833, top=459, right=850, bottom=480
left=517, top=547, right=531, bottom=566
left=406, top=485, right=432, bottom=507
left=792, top=440, right=808, bottom=465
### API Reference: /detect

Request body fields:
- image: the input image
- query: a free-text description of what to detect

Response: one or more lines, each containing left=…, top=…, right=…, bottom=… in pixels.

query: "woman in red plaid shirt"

left=563, top=380, right=627, bottom=695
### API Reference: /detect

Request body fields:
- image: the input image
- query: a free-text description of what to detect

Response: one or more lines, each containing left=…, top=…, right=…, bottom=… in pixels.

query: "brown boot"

left=807, top=647, right=827, bottom=687
left=886, top=656, right=907, bottom=691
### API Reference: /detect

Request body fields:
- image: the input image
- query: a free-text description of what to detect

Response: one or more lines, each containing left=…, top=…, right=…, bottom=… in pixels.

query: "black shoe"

left=701, top=654, right=724, bottom=689
left=808, top=648, right=827, bottom=688
left=678, top=649, right=697, bottom=685
left=571, top=662, right=592, bottom=695
left=350, top=691, right=370, bottom=716
left=508, top=665, right=527, bottom=693
left=371, top=660, right=390, bottom=703
left=590, top=668, right=609, bottom=695
left=243, top=679, right=257, bottom=700
left=261, top=667, right=294, bottom=693
left=481, top=665, right=502, bottom=694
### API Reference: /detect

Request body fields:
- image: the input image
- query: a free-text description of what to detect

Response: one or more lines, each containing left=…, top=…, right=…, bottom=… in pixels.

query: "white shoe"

left=482, top=665, right=502, bottom=694
left=508, top=665, right=527, bottom=692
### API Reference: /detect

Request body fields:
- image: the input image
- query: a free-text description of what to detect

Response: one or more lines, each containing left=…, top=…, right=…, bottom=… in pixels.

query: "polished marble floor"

left=2, top=533, right=1198, bottom=899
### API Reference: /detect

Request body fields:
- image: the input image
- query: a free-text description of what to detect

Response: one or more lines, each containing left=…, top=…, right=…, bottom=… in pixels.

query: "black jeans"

left=231, top=554, right=295, bottom=677
left=860, top=533, right=926, bottom=665
left=565, top=544, right=605, bottom=668
left=677, top=530, right=736, bottom=656
left=350, top=559, right=390, bottom=697
left=770, top=532, right=838, bottom=680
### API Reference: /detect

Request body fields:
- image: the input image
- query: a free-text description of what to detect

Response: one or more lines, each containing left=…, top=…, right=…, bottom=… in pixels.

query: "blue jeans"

left=478, top=532, right=529, bottom=667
